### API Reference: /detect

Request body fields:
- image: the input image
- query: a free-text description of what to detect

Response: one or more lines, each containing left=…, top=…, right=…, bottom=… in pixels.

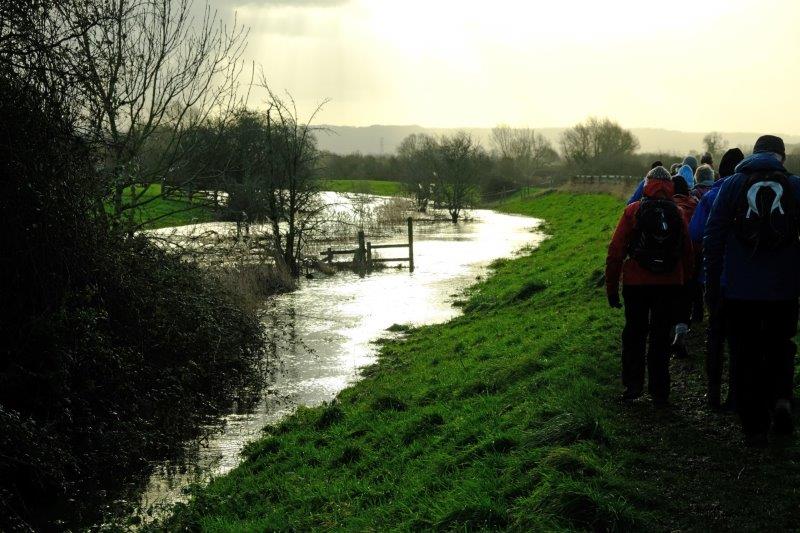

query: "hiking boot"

left=744, top=432, right=769, bottom=448
left=774, top=400, right=794, bottom=436
left=672, top=323, right=689, bottom=358
left=652, top=396, right=670, bottom=408
left=620, top=388, right=643, bottom=401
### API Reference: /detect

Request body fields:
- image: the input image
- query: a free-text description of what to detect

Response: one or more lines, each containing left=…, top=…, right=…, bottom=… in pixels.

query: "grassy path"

left=619, top=333, right=800, bottom=531
left=164, top=191, right=800, bottom=531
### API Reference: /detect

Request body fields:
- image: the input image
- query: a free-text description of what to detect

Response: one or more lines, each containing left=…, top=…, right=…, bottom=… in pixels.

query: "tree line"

left=317, top=122, right=800, bottom=201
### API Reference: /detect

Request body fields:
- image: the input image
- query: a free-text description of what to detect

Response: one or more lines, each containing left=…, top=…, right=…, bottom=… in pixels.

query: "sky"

left=214, top=0, right=800, bottom=134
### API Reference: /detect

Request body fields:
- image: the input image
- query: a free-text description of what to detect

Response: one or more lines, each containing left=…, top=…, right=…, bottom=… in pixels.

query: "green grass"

left=111, top=184, right=215, bottom=229
left=117, top=181, right=403, bottom=229
left=164, top=190, right=800, bottom=531
left=320, top=179, right=404, bottom=196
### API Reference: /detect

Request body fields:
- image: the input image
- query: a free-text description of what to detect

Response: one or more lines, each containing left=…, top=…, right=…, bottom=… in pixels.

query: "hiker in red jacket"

left=673, top=175, right=699, bottom=226
left=606, top=166, right=694, bottom=405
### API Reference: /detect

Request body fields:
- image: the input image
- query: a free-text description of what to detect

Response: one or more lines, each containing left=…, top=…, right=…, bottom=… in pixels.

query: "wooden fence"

left=321, top=217, right=415, bottom=275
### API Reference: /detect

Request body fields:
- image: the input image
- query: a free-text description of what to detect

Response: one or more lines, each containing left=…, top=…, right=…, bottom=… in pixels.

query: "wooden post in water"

left=357, top=230, right=366, bottom=277
left=326, top=247, right=333, bottom=263
left=366, top=241, right=373, bottom=273
left=407, top=217, right=414, bottom=273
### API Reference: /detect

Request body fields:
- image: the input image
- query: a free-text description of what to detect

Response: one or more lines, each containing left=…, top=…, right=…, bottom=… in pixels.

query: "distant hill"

left=316, top=125, right=800, bottom=156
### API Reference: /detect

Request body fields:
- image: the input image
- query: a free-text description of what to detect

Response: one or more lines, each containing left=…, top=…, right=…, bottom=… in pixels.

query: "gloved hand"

left=607, top=290, right=622, bottom=309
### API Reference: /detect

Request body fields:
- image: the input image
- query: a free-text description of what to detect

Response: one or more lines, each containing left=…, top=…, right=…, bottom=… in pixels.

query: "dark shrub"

left=0, top=68, right=265, bottom=529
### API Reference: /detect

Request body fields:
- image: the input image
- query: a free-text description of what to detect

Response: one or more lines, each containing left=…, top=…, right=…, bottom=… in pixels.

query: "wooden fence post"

left=366, top=241, right=372, bottom=273
left=407, top=217, right=414, bottom=273
left=357, top=230, right=366, bottom=277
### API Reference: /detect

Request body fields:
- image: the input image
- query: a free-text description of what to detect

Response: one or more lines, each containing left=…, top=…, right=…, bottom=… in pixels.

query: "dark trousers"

left=675, top=278, right=704, bottom=326
left=705, top=300, right=734, bottom=401
left=675, top=283, right=694, bottom=325
left=622, top=285, right=678, bottom=400
left=691, top=279, right=705, bottom=324
left=689, top=251, right=704, bottom=324
left=725, top=298, right=798, bottom=435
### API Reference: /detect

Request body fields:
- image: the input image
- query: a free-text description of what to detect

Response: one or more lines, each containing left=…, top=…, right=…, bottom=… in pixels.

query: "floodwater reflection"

left=135, top=205, right=544, bottom=522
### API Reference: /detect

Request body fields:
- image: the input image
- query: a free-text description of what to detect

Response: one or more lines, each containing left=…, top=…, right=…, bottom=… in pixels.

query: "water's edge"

left=129, top=203, right=544, bottom=525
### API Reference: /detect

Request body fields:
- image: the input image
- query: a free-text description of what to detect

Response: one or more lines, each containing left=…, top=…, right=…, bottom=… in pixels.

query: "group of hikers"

left=605, top=135, right=800, bottom=447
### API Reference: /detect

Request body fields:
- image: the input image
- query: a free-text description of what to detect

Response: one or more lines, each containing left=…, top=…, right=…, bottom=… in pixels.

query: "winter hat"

left=682, top=155, right=699, bottom=172
left=646, top=165, right=672, bottom=181
left=753, top=134, right=785, bottom=157
left=700, top=152, right=714, bottom=166
left=718, top=147, right=744, bottom=179
left=677, top=164, right=695, bottom=188
left=695, top=164, right=715, bottom=185
left=672, top=175, right=690, bottom=196
left=651, top=160, right=664, bottom=169
left=643, top=166, right=675, bottom=198
left=669, top=162, right=681, bottom=175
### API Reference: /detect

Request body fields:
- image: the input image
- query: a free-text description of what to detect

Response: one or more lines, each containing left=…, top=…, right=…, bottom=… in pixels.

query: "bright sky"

left=219, top=0, right=800, bottom=133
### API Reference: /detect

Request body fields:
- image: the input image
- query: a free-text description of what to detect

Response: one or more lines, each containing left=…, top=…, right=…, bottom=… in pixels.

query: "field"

left=319, top=179, right=404, bottom=196
left=162, top=190, right=800, bottom=531
left=116, top=181, right=406, bottom=229
left=113, top=184, right=216, bottom=229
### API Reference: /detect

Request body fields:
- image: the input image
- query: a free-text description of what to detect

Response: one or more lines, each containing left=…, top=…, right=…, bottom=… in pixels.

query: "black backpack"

left=734, top=170, right=800, bottom=251
left=628, top=197, right=684, bottom=273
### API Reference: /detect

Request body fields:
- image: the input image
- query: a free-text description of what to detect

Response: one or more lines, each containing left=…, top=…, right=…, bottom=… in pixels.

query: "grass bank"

left=320, top=179, right=404, bottom=196
left=165, top=191, right=800, bottom=531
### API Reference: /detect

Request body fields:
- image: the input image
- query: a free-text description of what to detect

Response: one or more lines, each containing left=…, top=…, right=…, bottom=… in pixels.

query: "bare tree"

left=703, top=132, right=729, bottom=160
left=0, top=1, right=101, bottom=123
left=397, top=133, right=437, bottom=212
left=490, top=125, right=558, bottom=180
left=215, top=85, right=328, bottom=276
left=560, top=117, right=639, bottom=173
left=489, top=124, right=516, bottom=159
left=61, top=0, right=247, bottom=227
left=434, top=132, right=487, bottom=223
left=260, top=88, right=328, bottom=275
left=1, top=1, right=98, bottom=67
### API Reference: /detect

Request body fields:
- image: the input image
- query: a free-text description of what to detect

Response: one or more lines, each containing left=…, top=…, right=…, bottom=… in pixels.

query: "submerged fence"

left=321, top=216, right=415, bottom=275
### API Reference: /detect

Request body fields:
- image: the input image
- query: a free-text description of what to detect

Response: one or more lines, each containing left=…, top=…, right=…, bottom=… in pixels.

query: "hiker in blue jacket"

left=689, top=149, right=745, bottom=244
left=704, top=136, right=800, bottom=446
left=676, top=164, right=695, bottom=189
left=688, top=148, right=744, bottom=409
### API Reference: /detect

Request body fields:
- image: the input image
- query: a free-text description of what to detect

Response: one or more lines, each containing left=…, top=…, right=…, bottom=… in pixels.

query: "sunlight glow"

left=230, top=0, right=800, bottom=133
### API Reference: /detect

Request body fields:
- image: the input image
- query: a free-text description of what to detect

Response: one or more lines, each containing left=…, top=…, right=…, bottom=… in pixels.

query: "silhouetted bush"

left=0, top=68, right=265, bottom=530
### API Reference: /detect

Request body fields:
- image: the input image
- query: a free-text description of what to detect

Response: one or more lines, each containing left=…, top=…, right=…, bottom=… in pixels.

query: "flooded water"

left=134, top=198, right=544, bottom=523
